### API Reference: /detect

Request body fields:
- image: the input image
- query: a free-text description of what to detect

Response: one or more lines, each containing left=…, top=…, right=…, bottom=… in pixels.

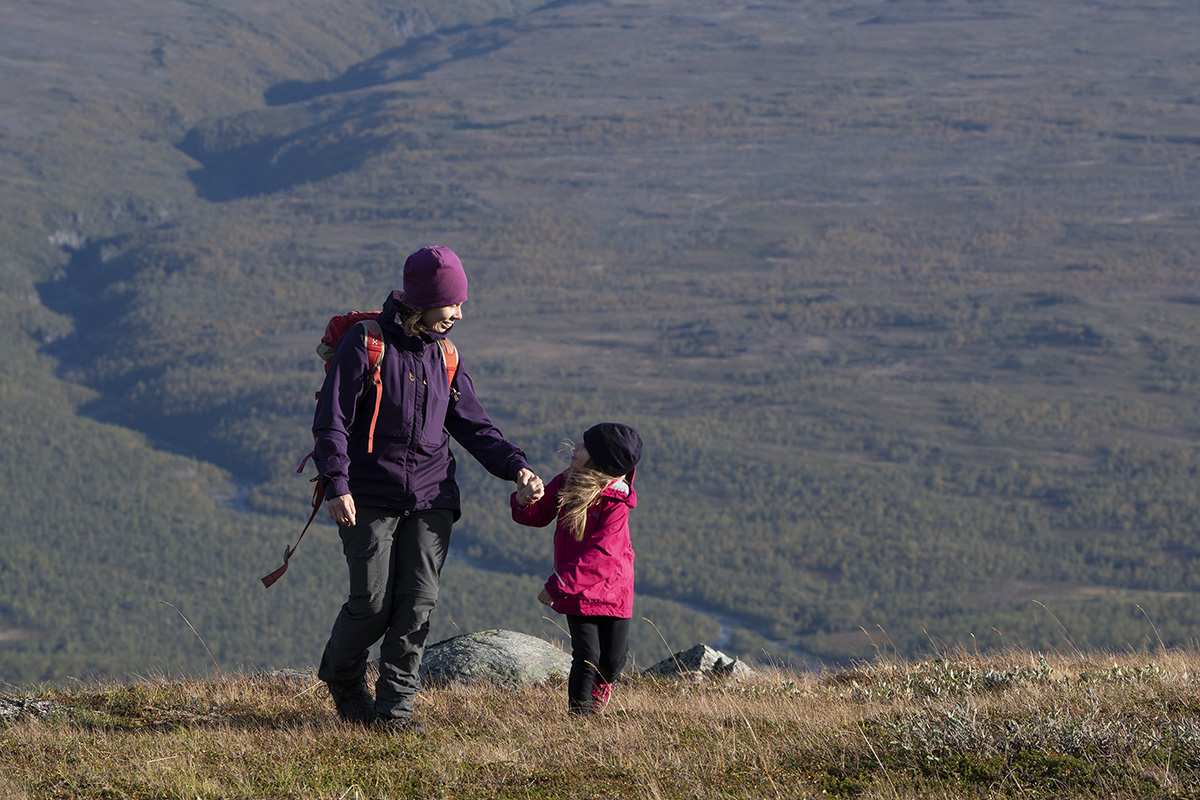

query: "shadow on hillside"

left=185, top=0, right=607, bottom=200
left=262, top=0, right=598, bottom=106
left=178, top=118, right=399, bottom=202
left=37, top=234, right=137, bottom=340
left=265, top=20, right=519, bottom=106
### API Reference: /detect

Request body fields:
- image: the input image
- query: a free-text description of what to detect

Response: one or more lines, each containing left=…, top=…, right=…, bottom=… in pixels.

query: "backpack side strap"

left=262, top=452, right=326, bottom=588
left=360, top=319, right=385, bottom=453
left=437, top=337, right=460, bottom=402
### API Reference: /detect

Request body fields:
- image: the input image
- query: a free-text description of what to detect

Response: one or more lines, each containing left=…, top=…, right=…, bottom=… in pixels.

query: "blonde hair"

left=557, top=464, right=618, bottom=542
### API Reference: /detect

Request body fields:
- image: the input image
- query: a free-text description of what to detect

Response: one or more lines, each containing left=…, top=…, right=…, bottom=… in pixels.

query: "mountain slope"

left=3, top=0, right=1200, bottom=684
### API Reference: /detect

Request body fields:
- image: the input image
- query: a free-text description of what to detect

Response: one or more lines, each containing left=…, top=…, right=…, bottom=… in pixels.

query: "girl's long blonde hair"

left=557, top=464, right=618, bottom=542
left=556, top=436, right=625, bottom=541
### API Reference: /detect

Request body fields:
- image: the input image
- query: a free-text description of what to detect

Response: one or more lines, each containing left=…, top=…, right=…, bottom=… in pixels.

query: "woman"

left=313, top=245, right=541, bottom=731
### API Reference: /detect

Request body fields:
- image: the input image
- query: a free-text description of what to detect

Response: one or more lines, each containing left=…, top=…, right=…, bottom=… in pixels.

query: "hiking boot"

left=326, top=678, right=376, bottom=725
left=591, top=681, right=612, bottom=714
left=375, top=715, right=425, bottom=734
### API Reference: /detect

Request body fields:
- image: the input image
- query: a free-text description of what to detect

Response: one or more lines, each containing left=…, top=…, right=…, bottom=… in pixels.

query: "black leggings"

left=566, top=615, right=630, bottom=712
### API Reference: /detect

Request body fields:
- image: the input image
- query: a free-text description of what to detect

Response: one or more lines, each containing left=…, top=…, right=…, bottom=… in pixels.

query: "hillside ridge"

left=2, top=0, right=1200, bottom=685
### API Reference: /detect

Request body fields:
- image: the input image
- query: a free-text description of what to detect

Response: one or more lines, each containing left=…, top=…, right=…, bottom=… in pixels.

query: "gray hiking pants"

left=317, top=507, right=453, bottom=720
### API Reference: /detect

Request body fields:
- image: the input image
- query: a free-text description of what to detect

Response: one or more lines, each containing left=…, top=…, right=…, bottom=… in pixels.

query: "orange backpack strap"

left=359, top=319, right=385, bottom=453
left=437, top=337, right=460, bottom=401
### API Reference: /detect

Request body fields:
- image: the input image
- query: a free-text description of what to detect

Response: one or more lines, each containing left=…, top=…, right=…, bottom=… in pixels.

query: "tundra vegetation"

left=4, top=650, right=1200, bottom=798
left=1, top=0, right=1199, bottom=686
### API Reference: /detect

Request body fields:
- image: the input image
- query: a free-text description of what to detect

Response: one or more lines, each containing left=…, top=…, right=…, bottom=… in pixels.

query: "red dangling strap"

left=261, top=452, right=326, bottom=588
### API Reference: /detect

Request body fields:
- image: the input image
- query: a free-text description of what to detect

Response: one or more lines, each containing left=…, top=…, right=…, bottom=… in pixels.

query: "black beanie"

left=583, top=422, right=643, bottom=477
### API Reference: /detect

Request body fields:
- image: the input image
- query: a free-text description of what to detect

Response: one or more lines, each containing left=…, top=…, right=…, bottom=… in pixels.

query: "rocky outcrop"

left=641, top=644, right=753, bottom=681
left=0, top=696, right=62, bottom=723
left=419, top=629, right=571, bottom=688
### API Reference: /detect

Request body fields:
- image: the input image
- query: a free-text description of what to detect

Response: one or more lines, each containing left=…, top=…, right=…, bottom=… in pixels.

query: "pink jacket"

left=510, top=469, right=637, bottom=618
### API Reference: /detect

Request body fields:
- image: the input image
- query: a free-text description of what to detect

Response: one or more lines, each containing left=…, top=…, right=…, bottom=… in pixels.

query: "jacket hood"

left=380, top=290, right=409, bottom=335
left=600, top=467, right=637, bottom=509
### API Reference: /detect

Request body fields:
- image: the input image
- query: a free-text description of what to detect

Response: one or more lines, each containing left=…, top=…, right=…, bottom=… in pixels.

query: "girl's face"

left=570, top=440, right=591, bottom=470
left=421, top=303, right=463, bottom=334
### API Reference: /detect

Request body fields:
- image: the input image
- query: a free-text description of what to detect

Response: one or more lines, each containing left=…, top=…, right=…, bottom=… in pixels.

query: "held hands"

left=515, top=478, right=544, bottom=506
left=515, top=468, right=544, bottom=507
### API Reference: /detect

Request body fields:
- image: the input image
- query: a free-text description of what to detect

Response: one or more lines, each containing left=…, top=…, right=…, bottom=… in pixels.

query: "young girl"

left=512, top=422, right=642, bottom=715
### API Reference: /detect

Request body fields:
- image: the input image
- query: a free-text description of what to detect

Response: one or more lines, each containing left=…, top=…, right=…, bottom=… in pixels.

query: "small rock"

left=641, top=644, right=754, bottom=681
left=420, top=629, right=570, bottom=688
left=258, top=668, right=313, bottom=683
left=0, top=696, right=64, bottom=724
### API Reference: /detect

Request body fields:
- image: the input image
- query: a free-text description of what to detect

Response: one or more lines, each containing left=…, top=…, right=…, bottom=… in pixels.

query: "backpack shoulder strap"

left=359, top=319, right=386, bottom=453
left=437, top=337, right=460, bottom=401
left=359, top=319, right=385, bottom=369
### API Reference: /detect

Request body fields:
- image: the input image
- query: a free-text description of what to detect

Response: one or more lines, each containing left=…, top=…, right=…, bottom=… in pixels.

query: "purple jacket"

left=312, top=291, right=530, bottom=517
left=510, top=469, right=637, bottom=618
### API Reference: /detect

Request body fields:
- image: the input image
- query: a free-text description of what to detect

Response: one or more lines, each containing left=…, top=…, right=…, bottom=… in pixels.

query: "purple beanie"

left=402, top=245, right=469, bottom=309
left=583, top=422, right=643, bottom=477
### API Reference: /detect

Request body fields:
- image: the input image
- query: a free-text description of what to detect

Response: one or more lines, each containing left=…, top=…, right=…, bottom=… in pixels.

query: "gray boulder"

left=419, top=629, right=570, bottom=688
left=641, top=644, right=754, bottom=681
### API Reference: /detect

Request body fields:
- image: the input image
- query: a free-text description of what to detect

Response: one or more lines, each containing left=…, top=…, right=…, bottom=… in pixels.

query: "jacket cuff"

left=325, top=477, right=351, bottom=499
left=509, top=456, right=533, bottom=482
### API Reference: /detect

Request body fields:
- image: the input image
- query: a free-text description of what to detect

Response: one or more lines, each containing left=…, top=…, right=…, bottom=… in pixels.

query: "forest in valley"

left=1, top=0, right=1200, bottom=685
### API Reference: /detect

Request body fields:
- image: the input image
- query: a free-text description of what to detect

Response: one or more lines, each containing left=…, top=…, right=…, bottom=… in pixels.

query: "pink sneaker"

left=591, top=681, right=612, bottom=713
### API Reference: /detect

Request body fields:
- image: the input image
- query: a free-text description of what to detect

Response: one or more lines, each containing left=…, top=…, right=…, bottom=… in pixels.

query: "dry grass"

left=3, top=649, right=1200, bottom=799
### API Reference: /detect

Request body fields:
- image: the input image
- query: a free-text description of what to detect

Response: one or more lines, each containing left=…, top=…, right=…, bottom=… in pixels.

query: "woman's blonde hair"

left=557, top=464, right=618, bottom=542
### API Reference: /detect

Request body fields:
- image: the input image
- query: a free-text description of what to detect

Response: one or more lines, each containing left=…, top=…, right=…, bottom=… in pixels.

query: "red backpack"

left=261, top=311, right=459, bottom=588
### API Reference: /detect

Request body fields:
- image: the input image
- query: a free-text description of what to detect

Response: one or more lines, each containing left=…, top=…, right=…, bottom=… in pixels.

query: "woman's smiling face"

left=421, top=303, right=463, bottom=334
